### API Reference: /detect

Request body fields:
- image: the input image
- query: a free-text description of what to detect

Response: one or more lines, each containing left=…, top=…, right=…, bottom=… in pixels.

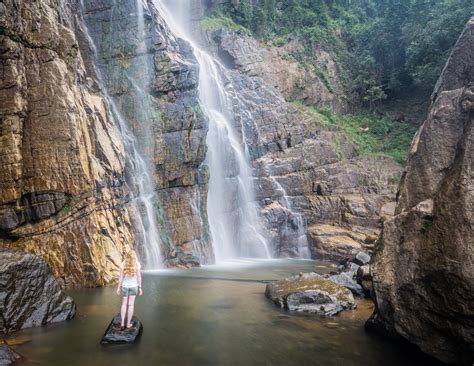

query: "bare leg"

left=126, top=295, right=136, bottom=328
left=120, top=296, right=128, bottom=327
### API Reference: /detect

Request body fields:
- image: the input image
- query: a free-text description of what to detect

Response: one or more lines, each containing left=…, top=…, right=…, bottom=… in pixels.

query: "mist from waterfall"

left=79, top=0, right=163, bottom=268
left=155, top=0, right=271, bottom=261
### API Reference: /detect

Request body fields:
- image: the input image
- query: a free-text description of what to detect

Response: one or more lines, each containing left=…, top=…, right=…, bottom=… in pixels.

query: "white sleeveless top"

left=122, top=260, right=141, bottom=288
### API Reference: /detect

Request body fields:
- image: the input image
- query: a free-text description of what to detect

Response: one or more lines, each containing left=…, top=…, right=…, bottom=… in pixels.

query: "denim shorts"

left=120, top=287, right=138, bottom=297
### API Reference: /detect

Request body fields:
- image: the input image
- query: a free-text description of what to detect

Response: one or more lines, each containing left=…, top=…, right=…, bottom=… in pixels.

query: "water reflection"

left=13, top=260, right=430, bottom=365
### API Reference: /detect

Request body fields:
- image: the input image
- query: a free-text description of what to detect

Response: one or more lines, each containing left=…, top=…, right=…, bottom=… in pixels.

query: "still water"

left=12, top=259, right=431, bottom=365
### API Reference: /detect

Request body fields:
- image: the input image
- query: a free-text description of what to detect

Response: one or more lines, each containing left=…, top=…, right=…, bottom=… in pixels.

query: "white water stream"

left=155, top=0, right=271, bottom=261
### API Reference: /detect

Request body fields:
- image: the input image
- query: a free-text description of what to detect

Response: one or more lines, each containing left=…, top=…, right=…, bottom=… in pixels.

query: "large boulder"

left=265, top=272, right=356, bottom=316
left=0, top=250, right=76, bottom=335
left=368, top=17, right=474, bottom=365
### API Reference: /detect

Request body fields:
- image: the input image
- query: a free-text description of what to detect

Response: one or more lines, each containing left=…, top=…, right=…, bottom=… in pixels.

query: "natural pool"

left=11, top=259, right=433, bottom=365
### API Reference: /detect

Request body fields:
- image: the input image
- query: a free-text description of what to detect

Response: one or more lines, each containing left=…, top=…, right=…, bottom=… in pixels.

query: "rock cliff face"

left=80, top=0, right=212, bottom=266
left=0, top=0, right=136, bottom=286
left=203, top=26, right=402, bottom=259
left=368, top=17, right=474, bottom=364
left=0, top=0, right=212, bottom=286
left=0, top=0, right=401, bottom=287
left=211, top=29, right=349, bottom=113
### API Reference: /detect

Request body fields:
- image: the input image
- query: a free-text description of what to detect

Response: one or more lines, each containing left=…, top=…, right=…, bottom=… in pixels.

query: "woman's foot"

left=126, top=322, right=133, bottom=329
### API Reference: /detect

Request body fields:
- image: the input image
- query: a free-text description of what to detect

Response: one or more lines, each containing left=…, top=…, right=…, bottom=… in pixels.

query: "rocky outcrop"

left=80, top=0, right=213, bottom=266
left=220, top=60, right=402, bottom=258
left=265, top=272, right=356, bottom=316
left=0, top=0, right=215, bottom=284
left=0, top=0, right=137, bottom=286
left=0, top=0, right=401, bottom=282
left=209, top=29, right=349, bottom=113
left=0, top=250, right=76, bottom=335
left=369, top=17, right=474, bottom=365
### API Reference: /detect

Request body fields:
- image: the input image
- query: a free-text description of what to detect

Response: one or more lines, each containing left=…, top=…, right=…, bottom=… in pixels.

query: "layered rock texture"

left=211, top=29, right=349, bottom=113
left=202, top=24, right=402, bottom=260
left=0, top=0, right=137, bottom=286
left=0, top=250, right=76, bottom=335
left=369, top=17, right=474, bottom=364
left=80, top=0, right=212, bottom=266
left=0, top=0, right=401, bottom=288
left=0, top=0, right=213, bottom=286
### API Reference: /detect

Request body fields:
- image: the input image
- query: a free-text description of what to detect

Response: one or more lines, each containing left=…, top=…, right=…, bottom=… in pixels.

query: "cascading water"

left=79, top=0, right=163, bottom=268
left=229, top=80, right=311, bottom=259
left=265, top=167, right=311, bottom=259
left=156, top=0, right=271, bottom=261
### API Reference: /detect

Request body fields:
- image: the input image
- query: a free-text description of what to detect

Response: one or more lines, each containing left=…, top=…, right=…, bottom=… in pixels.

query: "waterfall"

left=79, top=0, right=163, bottom=268
left=265, top=168, right=311, bottom=259
left=156, top=0, right=271, bottom=261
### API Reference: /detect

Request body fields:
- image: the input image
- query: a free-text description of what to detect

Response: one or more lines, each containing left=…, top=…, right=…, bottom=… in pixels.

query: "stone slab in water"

left=100, top=315, right=143, bottom=345
left=265, top=272, right=356, bottom=316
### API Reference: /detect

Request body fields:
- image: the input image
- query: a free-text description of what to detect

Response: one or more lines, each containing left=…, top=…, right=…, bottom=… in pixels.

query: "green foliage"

left=202, top=14, right=250, bottom=34
left=292, top=102, right=417, bottom=164
left=213, top=0, right=474, bottom=101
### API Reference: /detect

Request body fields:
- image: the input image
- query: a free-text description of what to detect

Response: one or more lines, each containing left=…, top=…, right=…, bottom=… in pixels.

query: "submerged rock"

left=0, top=250, right=76, bottom=335
left=101, top=315, right=143, bottom=345
left=265, top=273, right=356, bottom=316
left=0, top=345, right=21, bottom=365
left=369, top=17, right=474, bottom=364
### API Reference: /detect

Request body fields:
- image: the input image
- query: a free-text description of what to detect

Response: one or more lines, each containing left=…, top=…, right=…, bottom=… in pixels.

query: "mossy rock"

left=265, top=272, right=356, bottom=316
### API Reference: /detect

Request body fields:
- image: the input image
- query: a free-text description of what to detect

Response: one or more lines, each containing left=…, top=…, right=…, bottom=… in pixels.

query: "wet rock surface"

left=0, top=250, right=76, bottom=335
left=320, top=250, right=372, bottom=298
left=101, top=315, right=143, bottom=344
left=80, top=0, right=212, bottom=266
left=265, top=272, right=356, bottom=316
left=0, top=345, right=21, bottom=365
left=369, top=17, right=474, bottom=365
left=198, top=22, right=402, bottom=261
left=219, top=50, right=401, bottom=259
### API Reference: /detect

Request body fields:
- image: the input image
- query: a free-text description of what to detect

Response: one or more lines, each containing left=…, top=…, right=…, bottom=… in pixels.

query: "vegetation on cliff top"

left=292, top=101, right=417, bottom=164
left=205, top=0, right=472, bottom=163
left=208, top=0, right=474, bottom=104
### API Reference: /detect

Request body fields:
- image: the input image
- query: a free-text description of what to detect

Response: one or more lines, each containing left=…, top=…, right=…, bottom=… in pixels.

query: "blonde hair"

left=123, top=250, right=137, bottom=277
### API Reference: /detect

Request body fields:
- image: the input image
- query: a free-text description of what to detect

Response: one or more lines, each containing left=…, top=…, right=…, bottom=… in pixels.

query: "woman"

left=116, top=250, right=143, bottom=329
